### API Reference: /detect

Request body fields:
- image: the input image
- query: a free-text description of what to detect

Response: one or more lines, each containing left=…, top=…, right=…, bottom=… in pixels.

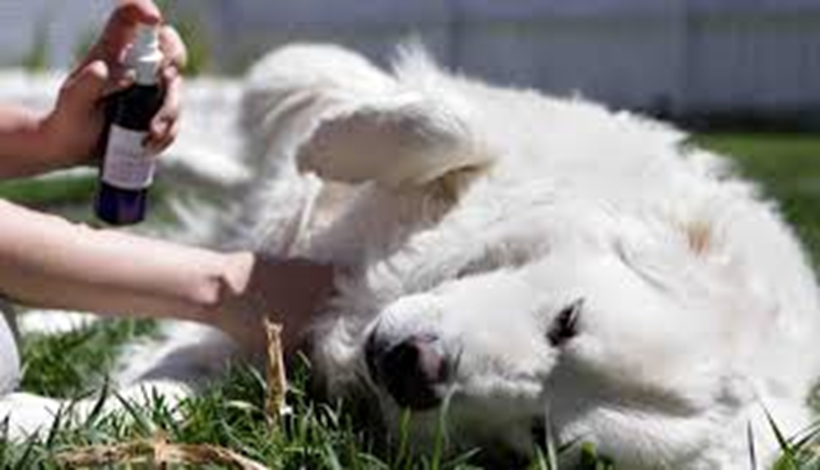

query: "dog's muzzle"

left=365, top=330, right=449, bottom=410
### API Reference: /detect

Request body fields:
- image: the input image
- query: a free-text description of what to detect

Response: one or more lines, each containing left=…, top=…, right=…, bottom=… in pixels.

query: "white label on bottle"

left=101, top=125, right=155, bottom=190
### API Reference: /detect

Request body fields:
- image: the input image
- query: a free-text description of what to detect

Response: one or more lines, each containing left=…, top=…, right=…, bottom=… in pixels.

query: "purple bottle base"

left=95, top=182, right=148, bottom=226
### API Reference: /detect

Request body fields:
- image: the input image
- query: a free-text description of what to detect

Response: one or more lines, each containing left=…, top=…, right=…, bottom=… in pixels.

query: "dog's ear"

left=297, top=96, right=491, bottom=189
left=243, top=44, right=492, bottom=189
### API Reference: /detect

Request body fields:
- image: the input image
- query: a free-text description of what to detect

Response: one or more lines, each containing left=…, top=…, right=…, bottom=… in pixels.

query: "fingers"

left=60, top=60, right=110, bottom=113
left=116, top=0, right=163, bottom=24
left=145, top=26, right=187, bottom=153
left=145, top=66, right=182, bottom=153
left=159, top=25, right=188, bottom=71
left=51, top=61, right=112, bottom=164
left=63, top=59, right=181, bottom=157
left=85, top=0, right=163, bottom=67
left=76, top=2, right=187, bottom=155
left=102, top=68, right=137, bottom=98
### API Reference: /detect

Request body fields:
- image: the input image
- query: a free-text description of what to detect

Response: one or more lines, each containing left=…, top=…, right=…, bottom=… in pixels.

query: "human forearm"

left=0, top=199, right=334, bottom=350
left=0, top=105, right=70, bottom=179
left=0, top=200, right=249, bottom=324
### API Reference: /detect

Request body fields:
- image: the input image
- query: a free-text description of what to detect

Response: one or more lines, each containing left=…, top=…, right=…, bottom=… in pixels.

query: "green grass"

left=0, top=171, right=175, bottom=225
left=20, top=319, right=158, bottom=398
left=0, top=357, right=484, bottom=469
left=0, top=173, right=96, bottom=209
left=2, top=133, right=820, bottom=468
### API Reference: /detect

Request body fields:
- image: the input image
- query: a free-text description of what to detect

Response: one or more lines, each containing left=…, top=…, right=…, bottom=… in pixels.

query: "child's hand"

left=215, top=255, right=337, bottom=355
left=41, top=0, right=187, bottom=167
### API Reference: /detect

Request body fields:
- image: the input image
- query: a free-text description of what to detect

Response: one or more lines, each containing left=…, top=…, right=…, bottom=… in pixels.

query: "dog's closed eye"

left=547, top=299, right=584, bottom=346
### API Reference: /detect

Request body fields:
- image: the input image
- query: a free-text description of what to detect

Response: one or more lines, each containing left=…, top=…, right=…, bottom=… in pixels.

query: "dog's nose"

left=365, top=333, right=447, bottom=410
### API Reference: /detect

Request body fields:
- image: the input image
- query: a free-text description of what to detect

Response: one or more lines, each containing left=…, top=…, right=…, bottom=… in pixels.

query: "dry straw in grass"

left=54, top=316, right=292, bottom=469
left=264, top=316, right=290, bottom=422
left=55, top=433, right=269, bottom=469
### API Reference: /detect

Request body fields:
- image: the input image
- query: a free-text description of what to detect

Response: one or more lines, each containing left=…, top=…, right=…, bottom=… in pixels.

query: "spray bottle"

left=95, top=24, right=165, bottom=225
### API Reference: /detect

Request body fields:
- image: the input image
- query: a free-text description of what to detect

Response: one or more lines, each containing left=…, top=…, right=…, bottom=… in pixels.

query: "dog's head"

left=247, top=44, right=820, bottom=467
left=333, top=214, right=777, bottom=464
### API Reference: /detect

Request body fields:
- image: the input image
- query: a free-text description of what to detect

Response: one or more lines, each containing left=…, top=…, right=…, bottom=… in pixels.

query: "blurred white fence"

left=1, top=0, right=819, bottom=115
left=0, top=0, right=111, bottom=69
left=189, top=0, right=820, bottom=115
left=452, top=1, right=820, bottom=114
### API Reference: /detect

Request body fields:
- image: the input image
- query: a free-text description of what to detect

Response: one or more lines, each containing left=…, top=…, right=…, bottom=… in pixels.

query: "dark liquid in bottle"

left=95, top=85, right=164, bottom=225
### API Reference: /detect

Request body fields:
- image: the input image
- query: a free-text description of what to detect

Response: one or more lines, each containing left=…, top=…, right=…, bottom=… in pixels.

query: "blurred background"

left=1, top=0, right=819, bottom=129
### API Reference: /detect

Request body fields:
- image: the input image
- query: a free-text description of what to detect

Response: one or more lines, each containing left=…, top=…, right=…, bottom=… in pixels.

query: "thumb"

left=61, top=60, right=111, bottom=111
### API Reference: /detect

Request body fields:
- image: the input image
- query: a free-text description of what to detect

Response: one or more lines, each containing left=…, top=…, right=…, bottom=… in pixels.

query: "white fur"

left=3, top=44, right=819, bottom=469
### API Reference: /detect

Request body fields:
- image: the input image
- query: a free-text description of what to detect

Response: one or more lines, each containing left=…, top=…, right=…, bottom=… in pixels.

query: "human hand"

left=41, top=0, right=187, bottom=168
left=215, top=254, right=336, bottom=355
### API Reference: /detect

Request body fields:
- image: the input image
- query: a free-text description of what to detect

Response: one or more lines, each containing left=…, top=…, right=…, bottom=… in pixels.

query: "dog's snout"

left=365, top=332, right=447, bottom=410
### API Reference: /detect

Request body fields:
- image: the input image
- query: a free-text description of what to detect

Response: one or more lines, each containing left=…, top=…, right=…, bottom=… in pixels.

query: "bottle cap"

left=127, top=24, right=163, bottom=85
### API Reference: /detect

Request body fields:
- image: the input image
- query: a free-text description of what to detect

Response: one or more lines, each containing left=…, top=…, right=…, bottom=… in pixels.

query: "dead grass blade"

left=264, top=316, right=290, bottom=423
left=55, top=434, right=269, bottom=469
left=55, top=316, right=290, bottom=468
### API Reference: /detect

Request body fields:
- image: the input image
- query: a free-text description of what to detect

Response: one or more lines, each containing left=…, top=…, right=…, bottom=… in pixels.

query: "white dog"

left=3, top=44, right=820, bottom=469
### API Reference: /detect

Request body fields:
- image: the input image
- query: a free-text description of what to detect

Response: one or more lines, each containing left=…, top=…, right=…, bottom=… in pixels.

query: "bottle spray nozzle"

left=134, top=24, right=160, bottom=54
left=127, top=24, right=163, bottom=85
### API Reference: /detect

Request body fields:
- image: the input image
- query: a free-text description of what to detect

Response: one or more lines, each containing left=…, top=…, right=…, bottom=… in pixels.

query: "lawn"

left=1, top=133, right=819, bottom=468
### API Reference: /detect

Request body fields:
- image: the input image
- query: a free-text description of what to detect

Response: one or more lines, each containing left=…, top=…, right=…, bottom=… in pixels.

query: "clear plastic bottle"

left=95, top=24, right=165, bottom=225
